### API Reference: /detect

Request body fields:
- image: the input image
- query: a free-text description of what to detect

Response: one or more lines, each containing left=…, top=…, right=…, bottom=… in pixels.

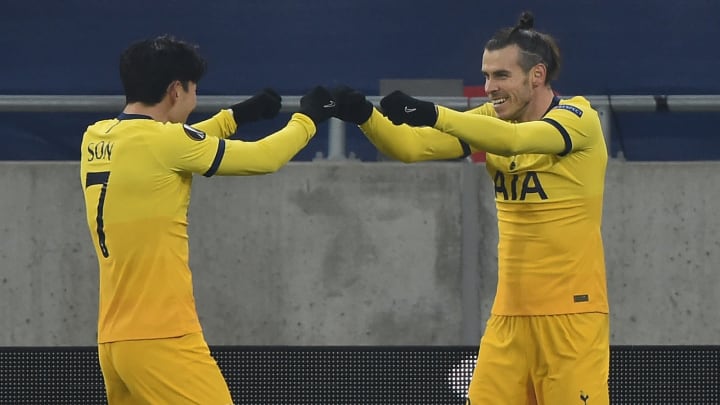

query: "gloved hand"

left=331, top=85, right=374, bottom=125
left=379, top=90, right=437, bottom=126
left=299, top=86, right=337, bottom=125
left=229, top=88, right=282, bottom=126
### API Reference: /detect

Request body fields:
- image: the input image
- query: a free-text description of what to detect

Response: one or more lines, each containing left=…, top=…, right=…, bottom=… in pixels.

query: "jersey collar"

left=117, top=112, right=153, bottom=120
left=543, top=95, right=561, bottom=117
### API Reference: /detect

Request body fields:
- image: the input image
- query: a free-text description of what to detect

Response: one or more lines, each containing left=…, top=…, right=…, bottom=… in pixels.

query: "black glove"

left=331, top=85, right=374, bottom=125
left=229, top=88, right=281, bottom=126
left=379, top=90, right=437, bottom=126
left=299, top=86, right=337, bottom=125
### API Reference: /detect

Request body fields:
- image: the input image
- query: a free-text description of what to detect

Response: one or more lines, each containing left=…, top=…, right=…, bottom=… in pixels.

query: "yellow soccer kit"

left=468, top=313, right=609, bottom=405
left=435, top=96, right=609, bottom=315
left=81, top=109, right=316, bottom=343
left=361, top=96, right=609, bottom=316
left=361, top=96, right=610, bottom=404
left=98, top=332, right=234, bottom=405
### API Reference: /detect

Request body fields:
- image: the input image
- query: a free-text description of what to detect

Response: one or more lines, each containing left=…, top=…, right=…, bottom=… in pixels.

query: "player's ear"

left=167, top=80, right=181, bottom=100
left=531, top=64, right=547, bottom=87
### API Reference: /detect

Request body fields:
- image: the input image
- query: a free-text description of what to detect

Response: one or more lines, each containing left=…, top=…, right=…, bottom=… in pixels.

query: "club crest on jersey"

left=553, top=104, right=583, bottom=117
left=183, top=124, right=206, bottom=141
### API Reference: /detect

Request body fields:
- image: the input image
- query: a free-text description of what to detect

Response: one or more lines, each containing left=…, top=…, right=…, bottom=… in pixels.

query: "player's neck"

left=123, top=101, right=171, bottom=123
left=522, top=87, right=556, bottom=122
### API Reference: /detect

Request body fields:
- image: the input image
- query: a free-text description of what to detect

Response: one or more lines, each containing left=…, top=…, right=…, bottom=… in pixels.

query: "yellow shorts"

left=98, top=332, right=233, bottom=405
left=466, top=313, right=609, bottom=405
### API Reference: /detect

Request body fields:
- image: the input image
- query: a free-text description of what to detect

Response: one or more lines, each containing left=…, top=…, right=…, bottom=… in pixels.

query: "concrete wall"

left=1, top=161, right=718, bottom=346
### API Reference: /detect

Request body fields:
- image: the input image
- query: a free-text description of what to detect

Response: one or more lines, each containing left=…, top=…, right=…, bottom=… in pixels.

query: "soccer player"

left=80, top=35, right=337, bottom=405
left=331, top=11, right=609, bottom=405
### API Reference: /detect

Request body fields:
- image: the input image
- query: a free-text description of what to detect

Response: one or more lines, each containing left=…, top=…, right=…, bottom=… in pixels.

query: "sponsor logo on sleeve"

left=183, top=124, right=206, bottom=141
left=553, top=104, right=584, bottom=117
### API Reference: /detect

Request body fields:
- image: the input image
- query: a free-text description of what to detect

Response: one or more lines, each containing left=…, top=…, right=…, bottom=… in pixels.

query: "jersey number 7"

left=85, top=171, right=111, bottom=258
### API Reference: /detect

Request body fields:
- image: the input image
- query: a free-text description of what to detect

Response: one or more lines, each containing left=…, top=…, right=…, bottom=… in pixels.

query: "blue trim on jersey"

left=542, top=118, right=573, bottom=156
left=543, top=96, right=561, bottom=116
left=203, top=139, right=226, bottom=177
left=117, top=113, right=152, bottom=120
left=458, top=140, right=471, bottom=158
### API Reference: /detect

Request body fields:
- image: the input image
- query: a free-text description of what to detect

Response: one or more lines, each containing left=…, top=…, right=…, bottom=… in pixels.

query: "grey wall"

left=1, top=161, right=718, bottom=347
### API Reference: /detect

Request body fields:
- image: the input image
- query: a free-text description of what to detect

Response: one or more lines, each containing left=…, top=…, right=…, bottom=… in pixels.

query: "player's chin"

left=492, top=104, right=510, bottom=120
left=495, top=103, right=522, bottom=121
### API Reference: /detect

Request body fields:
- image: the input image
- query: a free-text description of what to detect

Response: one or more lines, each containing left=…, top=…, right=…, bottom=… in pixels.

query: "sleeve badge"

left=553, top=104, right=583, bottom=117
left=183, top=124, right=207, bottom=141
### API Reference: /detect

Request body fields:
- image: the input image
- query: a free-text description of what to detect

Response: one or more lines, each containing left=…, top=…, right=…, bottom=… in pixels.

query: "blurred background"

left=2, top=0, right=719, bottom=161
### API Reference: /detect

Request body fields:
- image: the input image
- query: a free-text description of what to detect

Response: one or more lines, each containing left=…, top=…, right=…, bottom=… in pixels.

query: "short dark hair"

left=485, top=11, right=562, bottom=84
left=119, top=35, right=207, bottom=105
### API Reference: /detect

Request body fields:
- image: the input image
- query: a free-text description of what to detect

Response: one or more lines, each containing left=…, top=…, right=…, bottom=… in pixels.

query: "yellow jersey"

left=80, top=110, right=315, bottom=343
left=361, top=96, right=608, bottom=315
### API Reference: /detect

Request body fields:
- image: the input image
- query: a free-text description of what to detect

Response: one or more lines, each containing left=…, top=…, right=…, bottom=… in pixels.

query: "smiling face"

left=482, top=45, right=545, bottom=122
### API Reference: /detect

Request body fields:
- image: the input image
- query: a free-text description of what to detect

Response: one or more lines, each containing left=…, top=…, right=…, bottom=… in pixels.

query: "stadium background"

left=1, top=0, right=719, bottom=403
left=2, top=0, right=720, bottom=161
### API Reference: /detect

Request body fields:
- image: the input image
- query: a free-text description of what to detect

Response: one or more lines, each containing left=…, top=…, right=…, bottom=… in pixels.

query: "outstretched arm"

left=192, top=109, right=237, bottom=139
left=435, top=106, right=566, bottom=156
left=192, top=88, right=283, bottom=139
left=164, top=86, right=337, bottom=176
left=213, top=113, right=315, bottom=175
left=330, top=85, right=471, bottom=162
left=360, top=109, right=470, bottom=162
left=381, top=90, right=568, bottom=156
left=213, top=86, right=337, bottom=175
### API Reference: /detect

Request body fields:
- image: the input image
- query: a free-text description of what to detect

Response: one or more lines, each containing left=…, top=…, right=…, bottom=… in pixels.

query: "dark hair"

left=485, top=11, right=561, bottom=84
left=119, top=34, right=207, bottom=105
